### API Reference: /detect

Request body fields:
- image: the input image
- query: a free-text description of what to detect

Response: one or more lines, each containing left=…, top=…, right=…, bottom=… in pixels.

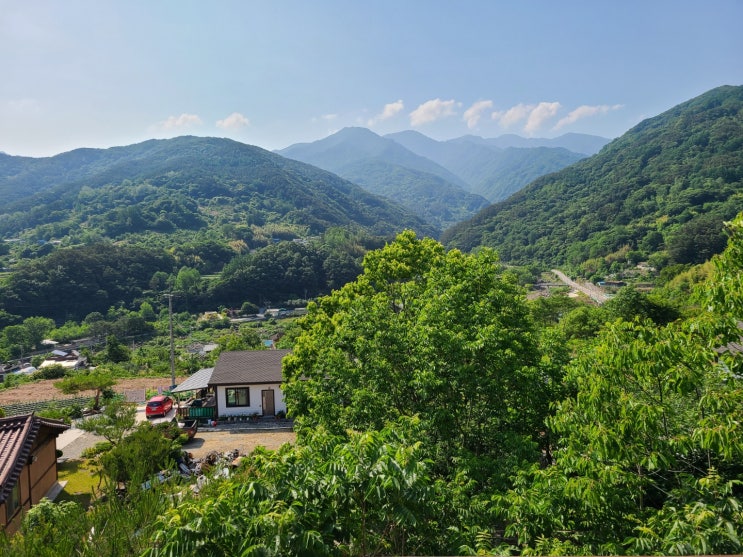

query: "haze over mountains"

left=278, top=128, right=602, bottom=229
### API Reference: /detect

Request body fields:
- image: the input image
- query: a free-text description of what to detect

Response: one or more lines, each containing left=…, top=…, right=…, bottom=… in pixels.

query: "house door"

left=261, top=390, right=275, bottom=416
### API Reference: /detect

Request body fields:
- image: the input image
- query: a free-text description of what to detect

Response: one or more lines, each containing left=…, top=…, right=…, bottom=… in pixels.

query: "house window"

left=225, top=387, right=250, bottom=407
left=6, top=482, right=20, bottom=519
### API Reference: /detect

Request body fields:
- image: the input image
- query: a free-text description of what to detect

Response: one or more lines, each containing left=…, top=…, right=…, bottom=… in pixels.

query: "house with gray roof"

left=209, top=350, right=291, bottom=418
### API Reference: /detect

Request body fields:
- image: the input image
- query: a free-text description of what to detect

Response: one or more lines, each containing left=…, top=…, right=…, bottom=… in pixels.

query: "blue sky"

left=1, top=0, right=741, bottom=157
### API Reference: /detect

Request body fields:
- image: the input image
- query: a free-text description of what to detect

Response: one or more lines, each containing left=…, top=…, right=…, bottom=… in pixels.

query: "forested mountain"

left=0, top=136, right=439, bottom=320
left=442, top=85, right=743, bottom=268
left=387, top=130, right=587, bottom=202
left=277, top=127, right=489, bottom=230
left=0, top=135, right=437, bottom=243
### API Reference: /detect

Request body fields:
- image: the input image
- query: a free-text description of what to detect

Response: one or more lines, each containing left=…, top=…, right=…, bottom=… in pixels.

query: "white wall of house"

left=214, top=383, right=287, bottom=417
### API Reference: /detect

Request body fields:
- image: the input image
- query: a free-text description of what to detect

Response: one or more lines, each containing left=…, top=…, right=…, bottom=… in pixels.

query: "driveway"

left=57, top=405, right=295, bottom=460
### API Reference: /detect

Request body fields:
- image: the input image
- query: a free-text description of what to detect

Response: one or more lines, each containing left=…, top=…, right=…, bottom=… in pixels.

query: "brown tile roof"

left=0, top=414, right=69, bottom=504
left=210, top=349, right=291, bottom=386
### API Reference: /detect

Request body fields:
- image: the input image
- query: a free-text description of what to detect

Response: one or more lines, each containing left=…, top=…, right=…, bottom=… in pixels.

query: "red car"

left=145, top=395, right=173, bottom=418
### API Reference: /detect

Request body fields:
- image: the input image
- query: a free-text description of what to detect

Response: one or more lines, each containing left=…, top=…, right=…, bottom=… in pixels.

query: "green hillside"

left=0, top=136, right=437, bottom=244
left=332, top=159, right=490, bottom=230
left=442, top=85, right=743, bottom=268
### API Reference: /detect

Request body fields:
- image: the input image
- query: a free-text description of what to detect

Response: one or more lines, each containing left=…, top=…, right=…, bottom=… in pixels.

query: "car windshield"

left=147, top=401, right=162, bottom=407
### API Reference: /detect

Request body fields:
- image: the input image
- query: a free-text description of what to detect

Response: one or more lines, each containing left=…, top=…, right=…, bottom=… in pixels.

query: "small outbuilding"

left=0, top=414, right=69, bottom=534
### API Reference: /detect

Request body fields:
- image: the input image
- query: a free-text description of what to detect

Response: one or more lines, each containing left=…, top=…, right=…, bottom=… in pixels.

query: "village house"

left=209, top=349, right=290, bottom=418
left=173, top=350, right=291, bottom=421
left=38, top=349, right=87, bottom=371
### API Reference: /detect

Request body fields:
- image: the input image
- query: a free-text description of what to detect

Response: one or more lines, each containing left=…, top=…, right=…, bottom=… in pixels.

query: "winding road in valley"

left=551, top=269, right=610, bottom=304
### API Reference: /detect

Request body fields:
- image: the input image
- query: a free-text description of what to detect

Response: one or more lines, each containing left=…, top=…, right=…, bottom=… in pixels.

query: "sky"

left=1, top=0, right=741, bottom=157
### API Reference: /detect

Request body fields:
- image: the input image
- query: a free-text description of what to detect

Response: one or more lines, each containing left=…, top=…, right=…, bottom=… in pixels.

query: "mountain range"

left=442, top=84, right=743, bottom=268
left=277, top=128, right=601, bottom=229
left=2, top=85, right=741, bottom=277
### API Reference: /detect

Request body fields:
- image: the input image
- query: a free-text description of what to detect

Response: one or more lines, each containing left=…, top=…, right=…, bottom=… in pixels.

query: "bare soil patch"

left=182, top=430, right=296, bottom=459
left=0, top=376, right=179, bottom=407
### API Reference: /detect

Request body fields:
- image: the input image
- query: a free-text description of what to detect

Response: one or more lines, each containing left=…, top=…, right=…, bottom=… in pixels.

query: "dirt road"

left=551, top=269, right=610, bottom=304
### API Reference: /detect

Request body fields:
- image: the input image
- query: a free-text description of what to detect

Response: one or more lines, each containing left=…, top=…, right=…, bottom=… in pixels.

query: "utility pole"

left=165, top=293, right=176, bottom=389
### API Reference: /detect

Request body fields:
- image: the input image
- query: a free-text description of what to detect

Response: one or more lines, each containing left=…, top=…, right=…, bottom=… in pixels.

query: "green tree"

left=558, top=304, right=607, bottom=341
left=13, top=498, right=88, bottom=556
left=0, top=309, right=20, bottom=328
left=496, top=214, right=743, bottom=555
left=139, top=301, right=157, bottom=321
left=49, top=320, right=90, bottom=343
left=174, top=266, right=201, bottom=294
left=101, top=334, right=131, bottom=363
left=603, top=284, right=680, bottom=325
left=21, top=316, right=55, bottom=349
left=284, top=231, right=562, bottom=484
left=2, top=325, right=30, bottom=358
left=99, top=422, right=179, bottom=486
left=55, top=371, right=116, bottom=410
left=145, top=419, right=438, bottom=557
left=77, top=400, right=137, bottom=446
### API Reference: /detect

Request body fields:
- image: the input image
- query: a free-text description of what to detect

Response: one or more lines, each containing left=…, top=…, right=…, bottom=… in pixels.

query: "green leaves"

left=145, top=420, right=436, bottom=556
left=284, top=232, right=557, bottom=483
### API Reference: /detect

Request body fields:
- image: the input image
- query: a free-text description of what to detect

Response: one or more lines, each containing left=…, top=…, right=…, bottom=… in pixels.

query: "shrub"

left=81, top=441, right=113, bottom=459
left=33, top=363, right=68, bottom=380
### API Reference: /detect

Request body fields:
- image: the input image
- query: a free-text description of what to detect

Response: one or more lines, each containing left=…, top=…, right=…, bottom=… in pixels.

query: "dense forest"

left=0, top=229, right=376, bottom=324
left=0, top=135, right=436, bottom=242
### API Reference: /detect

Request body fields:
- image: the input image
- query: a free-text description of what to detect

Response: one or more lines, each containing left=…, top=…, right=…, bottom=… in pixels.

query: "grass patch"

left=57, top=459, right=99, bottom=508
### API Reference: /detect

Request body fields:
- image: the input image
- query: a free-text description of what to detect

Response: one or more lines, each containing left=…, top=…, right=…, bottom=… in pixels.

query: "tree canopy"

left=283, top=230, right=566, bottom=482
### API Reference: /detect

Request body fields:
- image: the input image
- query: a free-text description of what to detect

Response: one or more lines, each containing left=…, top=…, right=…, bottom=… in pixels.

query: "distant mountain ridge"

left=0, top=136, right=438, bottom=242
left=277, top=127, right=489, bottom=231
left=278, top=127, right=598, bottom=227
left=462, top=132, right=610, bottom=154
left=442, top=84, right=743, bottom=268
left=385, top=130, right=588, bottom=202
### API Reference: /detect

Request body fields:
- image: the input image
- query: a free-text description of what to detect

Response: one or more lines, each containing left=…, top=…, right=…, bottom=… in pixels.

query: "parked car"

left=146, top=395, right=173, bottom=418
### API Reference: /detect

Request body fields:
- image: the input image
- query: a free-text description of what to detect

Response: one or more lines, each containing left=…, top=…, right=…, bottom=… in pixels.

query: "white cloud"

left=493, top=103, right=532, bottom=127
left=368, top=100, right=404, bottom=126
left=463, top=100, right=493, bottom=129
left=491, top=102, right=561, bottom=134
left=159, top=113, right=203, bottom=129
left=216, top=112, right=250, bottom=129
left=554, top=104, right=623, bottom=130
left=524, top=101, right=561, bottom=134
left=409, top=98, right=458, bottom=127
